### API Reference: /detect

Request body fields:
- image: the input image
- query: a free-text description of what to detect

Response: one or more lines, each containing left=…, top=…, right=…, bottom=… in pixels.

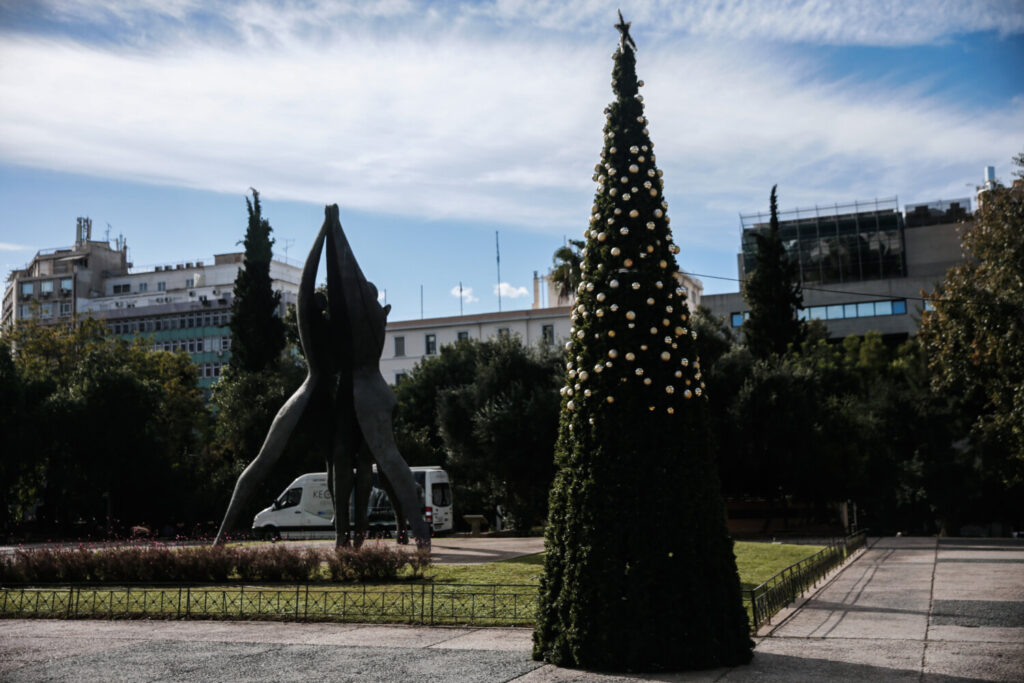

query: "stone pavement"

left=1, top=537, right=1021, bottom=681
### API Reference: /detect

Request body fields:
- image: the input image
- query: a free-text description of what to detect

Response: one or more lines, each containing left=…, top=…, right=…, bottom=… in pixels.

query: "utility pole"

left=496, top=231, right=502, bottom=312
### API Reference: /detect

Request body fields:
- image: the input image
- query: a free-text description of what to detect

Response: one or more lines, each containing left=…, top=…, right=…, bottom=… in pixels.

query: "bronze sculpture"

left=214, top=205, right=430, bottom=547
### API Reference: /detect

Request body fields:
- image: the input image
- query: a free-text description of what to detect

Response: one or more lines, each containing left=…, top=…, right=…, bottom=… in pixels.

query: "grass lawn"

left=420, top=540, right=821, bottom=589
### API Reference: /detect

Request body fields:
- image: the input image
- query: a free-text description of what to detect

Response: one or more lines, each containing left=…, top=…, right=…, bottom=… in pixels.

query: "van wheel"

left=260, top=526, right=280, bottom=541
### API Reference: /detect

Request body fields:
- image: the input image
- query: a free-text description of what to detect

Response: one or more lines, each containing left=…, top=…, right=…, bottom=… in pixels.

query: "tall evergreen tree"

left=742, top=185, right=803, bottom=358
left=533, top=13, right=753, bottom=672
left=229, top=189, right=286, bottom=372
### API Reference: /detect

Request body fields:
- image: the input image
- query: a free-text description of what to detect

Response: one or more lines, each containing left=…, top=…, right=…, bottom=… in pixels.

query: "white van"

left=252, top=466, right=453, bottom=540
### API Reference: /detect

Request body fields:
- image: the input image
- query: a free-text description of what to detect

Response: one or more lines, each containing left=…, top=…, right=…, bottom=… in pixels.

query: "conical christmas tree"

left=533, top=14, right=753, bottom=672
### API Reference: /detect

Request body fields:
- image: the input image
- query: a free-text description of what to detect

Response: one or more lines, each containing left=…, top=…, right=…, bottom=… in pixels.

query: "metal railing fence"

left=0, top=582, right=539, bottom=626
left=3, top=534, right=867, bottom=631
left=745, top=530, right=867, bottom=631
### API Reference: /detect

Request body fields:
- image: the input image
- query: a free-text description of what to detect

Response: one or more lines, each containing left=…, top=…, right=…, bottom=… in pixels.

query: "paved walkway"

left=1, top=537, right=1021, bottom=681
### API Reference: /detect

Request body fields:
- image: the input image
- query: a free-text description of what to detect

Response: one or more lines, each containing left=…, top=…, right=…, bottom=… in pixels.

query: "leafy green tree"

left=550, top=239, right=585, bottom=302
left=229, top=189, right=286, bottom=373
left=742, top=185, right=804, bottom=359
left=392, top=338, right=484, bottom=467
left=6, top=319, right=208, bottom=535
left=435, top=335, right=561, bottom=532
left=919, top=174, right=1024, bottom=489
left=534, top=15, right=752, bottom=671
left=0, top=337, right=49, bottom=534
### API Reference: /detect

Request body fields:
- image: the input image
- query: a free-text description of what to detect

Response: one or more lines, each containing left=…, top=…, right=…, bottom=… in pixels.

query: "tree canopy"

left=742, top=185, right=804, bottom=359
left=228, top=189, right=285, bottom=373
left=919, top=174, right=1024, bottom=487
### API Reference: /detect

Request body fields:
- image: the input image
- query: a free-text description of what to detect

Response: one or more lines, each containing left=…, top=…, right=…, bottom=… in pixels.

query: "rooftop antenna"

left=496, top=231, right=502, bottom=312
left=459, top=281, right=464, bottom=316
left=281, top=238, right=296, bottom=262
left=105, top=222, right=112, bottom=244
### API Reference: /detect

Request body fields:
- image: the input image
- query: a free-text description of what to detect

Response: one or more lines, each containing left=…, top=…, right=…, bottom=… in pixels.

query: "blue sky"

left=1, top=0, right=1021, bottom=322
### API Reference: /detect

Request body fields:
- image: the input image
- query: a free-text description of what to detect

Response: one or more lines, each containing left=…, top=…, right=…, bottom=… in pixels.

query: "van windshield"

left=279, top=487, right=302, bottom=509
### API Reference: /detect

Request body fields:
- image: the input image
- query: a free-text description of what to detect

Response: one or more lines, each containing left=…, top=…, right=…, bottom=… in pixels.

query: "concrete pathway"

left=1, top=537, right=1021, bottom=681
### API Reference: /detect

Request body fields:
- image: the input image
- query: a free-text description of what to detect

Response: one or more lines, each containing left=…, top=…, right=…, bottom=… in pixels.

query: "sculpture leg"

left=213, top=377, right=316, bottom=545
left=352, top=444, right=374, bottom=549
left=333, top=400, right=369, bottom=548
left=352, top=370, right=431, bottom=547
left=377, top=470, right=410, bottom=544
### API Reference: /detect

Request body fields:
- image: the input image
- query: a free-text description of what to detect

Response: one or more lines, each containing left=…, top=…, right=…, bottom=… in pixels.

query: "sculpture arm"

left=297, top=219, right=328, bottom=372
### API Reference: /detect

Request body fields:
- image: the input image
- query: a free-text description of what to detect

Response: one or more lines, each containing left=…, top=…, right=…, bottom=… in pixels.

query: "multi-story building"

left=703, top=196, right=967, bottom=342
left=2, top=217, right=129, bottom=329
left=381, top=306, right=573, bottom=385
left=3, top=218, right=302, bottom=388
left=378, top=268, right=704, bottom=386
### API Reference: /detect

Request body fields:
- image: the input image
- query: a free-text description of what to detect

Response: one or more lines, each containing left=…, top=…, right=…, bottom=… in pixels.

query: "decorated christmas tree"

left=533, top=13, right=754, bottom=672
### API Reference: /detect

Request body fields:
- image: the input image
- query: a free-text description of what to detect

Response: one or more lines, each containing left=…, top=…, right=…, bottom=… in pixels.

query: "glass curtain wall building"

left=739, top=197, right=906, bottom=286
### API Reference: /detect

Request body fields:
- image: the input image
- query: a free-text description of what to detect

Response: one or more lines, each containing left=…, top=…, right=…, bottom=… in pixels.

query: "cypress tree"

left=742, top=185, right=804, bottom=359
left=228, top=189, right=286, bottom=372
left=533, top=13, right=753, bottom=672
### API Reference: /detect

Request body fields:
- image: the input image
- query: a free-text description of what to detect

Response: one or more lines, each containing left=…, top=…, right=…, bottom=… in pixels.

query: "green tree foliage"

left=919, top=177, right=1024, bottom=489
left=393, top=338, right=483, bottom=467
left=533, top=18, right=753, bottom=671
left=4, top=319, right=208, bottom=535
left=393, top=336, right=561, bottom=532
left=0, top=337, right=48, bottom=533
left=550, top=239, right=585, bottom=301
left=229, top=189, right=285, bottom=373
left=435, top=335, right=561, bottom=532
left=742, top=185, right=804, bottom=359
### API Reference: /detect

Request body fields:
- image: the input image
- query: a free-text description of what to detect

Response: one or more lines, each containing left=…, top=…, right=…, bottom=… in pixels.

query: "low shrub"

left=0, top=541, right=432, bottom=585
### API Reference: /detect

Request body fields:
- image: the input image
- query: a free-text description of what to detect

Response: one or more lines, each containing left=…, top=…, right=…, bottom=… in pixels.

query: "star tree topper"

left=615, top=9, right=636, bottom=51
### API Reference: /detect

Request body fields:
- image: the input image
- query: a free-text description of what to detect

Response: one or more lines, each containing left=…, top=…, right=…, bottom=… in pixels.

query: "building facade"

left=703, top=197, right=967, bottom=342
left=3, top=219, right=301, bottom=388
left=381, top=306, right=573, bottom=385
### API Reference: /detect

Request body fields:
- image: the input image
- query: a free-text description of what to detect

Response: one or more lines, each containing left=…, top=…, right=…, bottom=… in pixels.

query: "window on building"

left=185, top=278, right=194, bottom=288
left=395, top=371, right=408, bottom=386
left=498, top=327, right=510, bottom=337
left=138, top=282, right=148, bottom=292
left=457, top=330, right=469, bottom=342
left=892, top=300, right=907, bottom=315
left=59, top=302, right=71, bottom=316
left=60, top=278, right=72, bottom=292
left=39, top=303, right=53, bottom=318
left=730, top=312, right=749, bottom=328
left=20, top=282, right=33, bottom=296
left=394, top=336, right=406, bottom=357
left=112, top=283, right=130, bottom=294
left=39, top=280, right=54, bottom=294
left=425, top=333, right=437, bottom=355
left=157, top=281, right=166, bottom=292
left=542, top=324, right=555, bottom=345
left=221, top=336, right=232, bottom=351
left=18, top=304, right=33, bottom=319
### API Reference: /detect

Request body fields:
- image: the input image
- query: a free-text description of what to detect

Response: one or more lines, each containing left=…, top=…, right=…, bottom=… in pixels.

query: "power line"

left=681, top=270, right=956, bottom=305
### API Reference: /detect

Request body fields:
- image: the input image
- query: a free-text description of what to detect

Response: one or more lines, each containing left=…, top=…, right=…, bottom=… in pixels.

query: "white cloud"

left=495, top=282, right=529, bottom=299
left=29, top=1, right=1024, bottom=47
left=0, top=2, right=1020, bottom=258
left=450, top=284, right=479, bottom=303
left=0, top=242, right=31, bottom=251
